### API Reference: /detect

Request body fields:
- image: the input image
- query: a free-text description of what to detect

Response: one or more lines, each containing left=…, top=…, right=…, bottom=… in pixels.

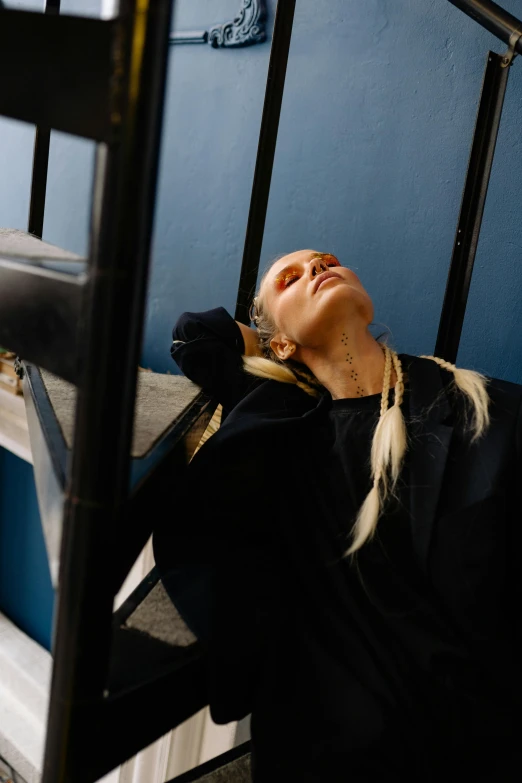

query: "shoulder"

left=173, top=307, right=244, bottom=351
left=402, top=352, right=522, bottom=429
left=190, top=382, right=326, bottom=478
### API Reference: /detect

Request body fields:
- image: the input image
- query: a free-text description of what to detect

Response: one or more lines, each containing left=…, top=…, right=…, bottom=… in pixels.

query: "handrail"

left=448, top=0, right=522, bottom=52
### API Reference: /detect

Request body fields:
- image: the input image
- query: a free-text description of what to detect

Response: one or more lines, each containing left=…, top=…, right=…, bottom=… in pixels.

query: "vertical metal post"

left=435, top=51, right=512, bottom=362
left=41, top=0, right=175, bottom=779
left=235, top=0, right=297, bottom=324
left=27, top=0, right=61, bottom=238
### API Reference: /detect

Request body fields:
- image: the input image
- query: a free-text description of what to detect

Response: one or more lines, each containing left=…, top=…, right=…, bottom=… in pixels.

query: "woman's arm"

left=153, top=442, right=275, bottom=722
left=172, top=307, right=261, bottom=412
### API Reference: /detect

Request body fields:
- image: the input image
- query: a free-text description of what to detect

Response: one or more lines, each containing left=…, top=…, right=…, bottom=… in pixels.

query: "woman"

left=153, top=250, right=522, bottom=781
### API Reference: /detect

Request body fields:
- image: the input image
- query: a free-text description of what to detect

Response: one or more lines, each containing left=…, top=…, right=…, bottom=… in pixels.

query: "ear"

left=270, top=334, right=296, bottom=361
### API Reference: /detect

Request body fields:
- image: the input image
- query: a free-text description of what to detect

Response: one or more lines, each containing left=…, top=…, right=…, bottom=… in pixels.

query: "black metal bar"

left=447, top=0, right=522, bottom=51
left=0, top=10, right=115, bottom=141
left=23, top=363, right=68, bottom=488
left=27, top=0, right=62, bottom=238
left=435, top=51, right=511, bottom=362
left=81, top=653, right=207, bottom=783
left=235, top=0, right=297, bottom=323
left=40, top=0, right=176, bottom=779
left=28, top=128, right=52, bottom=239
left=111, top=566, right=160, bottom=628
left=57, top=568, right=206, bottom=781
left=0, top=260, right=84, bottom=383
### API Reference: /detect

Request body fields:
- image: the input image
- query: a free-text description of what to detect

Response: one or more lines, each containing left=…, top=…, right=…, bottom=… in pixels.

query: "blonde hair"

left=244, top=281, right=490, bottom=556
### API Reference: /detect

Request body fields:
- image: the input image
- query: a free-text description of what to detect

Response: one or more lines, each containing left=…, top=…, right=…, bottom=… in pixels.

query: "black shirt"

left=328, top=387, right=430, bottom=608
left=326, top=391, right=506, bottom=759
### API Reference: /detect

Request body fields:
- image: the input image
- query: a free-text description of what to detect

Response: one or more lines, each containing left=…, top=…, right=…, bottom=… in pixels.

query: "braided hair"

left=244, top=288, right=490, bottom=556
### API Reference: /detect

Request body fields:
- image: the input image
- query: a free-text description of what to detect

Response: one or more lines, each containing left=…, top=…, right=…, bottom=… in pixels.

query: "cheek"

left=267, top=288, right=311, bottom=343
left=344, top=269, right=363, bottom=288
left=276, top=288, right=305, bottom=334
left=345, top=271, right=371, bottom=304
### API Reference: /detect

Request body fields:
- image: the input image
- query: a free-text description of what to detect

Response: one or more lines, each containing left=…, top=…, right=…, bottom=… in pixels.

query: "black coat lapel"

left=405, top=355, right=454, bottom=572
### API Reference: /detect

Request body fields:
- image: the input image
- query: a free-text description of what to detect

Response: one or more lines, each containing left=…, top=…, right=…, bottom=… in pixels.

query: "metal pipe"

left=435, top=51, right=511, bottom=362
left=27, top=0, right=61, bottom=238
left=447, top=0, right=522, bottom=51
left=235, top=0, right=297, bottom=324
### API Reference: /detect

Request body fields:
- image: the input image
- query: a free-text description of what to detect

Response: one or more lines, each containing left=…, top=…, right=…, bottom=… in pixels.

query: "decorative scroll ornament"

left=208, top=0, right=267, bottom=48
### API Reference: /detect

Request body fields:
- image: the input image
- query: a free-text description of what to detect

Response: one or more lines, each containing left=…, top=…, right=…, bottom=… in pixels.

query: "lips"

left=313, top=270, right=342, bottom=293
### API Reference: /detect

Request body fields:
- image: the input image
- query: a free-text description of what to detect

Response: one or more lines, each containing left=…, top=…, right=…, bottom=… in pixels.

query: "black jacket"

left=154, top=308, right=522, bottom=781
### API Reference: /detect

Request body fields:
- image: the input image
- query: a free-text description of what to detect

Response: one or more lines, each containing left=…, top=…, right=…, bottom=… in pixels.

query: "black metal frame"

left=235, top=0, right=297, bottom=323
left=40, top=0, right=175, bottom=773
left=435, top=50, right=513, bottom=361
left=435, top=2, right=521, bottom=360
left=0, top=0, right=521, bottom=781
left=24, top=363, right=68, bottom=488
left=0, top=259, right=84, bottom=382
left=448, top=0, right=522, bottom=53
left=27, top=0, right=61, bottom=239
left=0, top=10, right=116, bottom=141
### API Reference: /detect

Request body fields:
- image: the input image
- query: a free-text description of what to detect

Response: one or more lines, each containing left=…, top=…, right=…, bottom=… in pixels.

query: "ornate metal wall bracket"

left=170, top=0, right=267, bottom=48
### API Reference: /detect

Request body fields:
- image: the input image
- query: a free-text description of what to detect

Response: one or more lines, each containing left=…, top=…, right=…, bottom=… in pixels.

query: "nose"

left=310, top=257, right=328, bottom=278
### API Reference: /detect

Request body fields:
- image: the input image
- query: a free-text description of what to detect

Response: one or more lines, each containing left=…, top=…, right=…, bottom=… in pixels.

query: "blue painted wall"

left=1, top=0, right=522, bottom=647
left=0, top=449, right=53, bottom=649
left=143, top=0, right=522, bottom=383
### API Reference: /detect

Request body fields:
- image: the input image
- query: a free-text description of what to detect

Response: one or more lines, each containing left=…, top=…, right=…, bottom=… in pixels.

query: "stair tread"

left=40, top=369, right=201, bottom=459
left=124, top=581, right=197, bottom=648
left=0, top=228, right=83, bottom=263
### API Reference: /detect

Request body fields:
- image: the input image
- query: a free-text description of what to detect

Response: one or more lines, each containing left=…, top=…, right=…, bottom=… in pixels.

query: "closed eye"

left=275, top=269, right=301, bottom=290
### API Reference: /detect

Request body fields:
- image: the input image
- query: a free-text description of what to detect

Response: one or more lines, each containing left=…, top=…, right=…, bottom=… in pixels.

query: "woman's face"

left=260, top=250, right=373, bottom=358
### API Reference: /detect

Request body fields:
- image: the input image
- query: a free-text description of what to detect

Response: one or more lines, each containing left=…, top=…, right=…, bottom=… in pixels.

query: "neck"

left=298, top=326, right=396, bottom=400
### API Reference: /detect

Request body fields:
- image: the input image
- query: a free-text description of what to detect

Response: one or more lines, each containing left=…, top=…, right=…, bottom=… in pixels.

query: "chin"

left=319, top=285, right=372, bottom=324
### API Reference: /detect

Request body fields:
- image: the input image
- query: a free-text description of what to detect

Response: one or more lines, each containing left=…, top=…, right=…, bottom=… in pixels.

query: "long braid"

left=243, top=355, right=320, bottom=398
left=345, top=346, right=407, bottom=556
left=380, top=346, right=392, bottom=418
left=389, top=350, right=406, bottom=482
left=420, top=355, right=489, bottom=440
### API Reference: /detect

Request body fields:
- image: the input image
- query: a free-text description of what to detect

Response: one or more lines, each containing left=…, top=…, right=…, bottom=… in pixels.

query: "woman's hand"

left=236, top=321, right=262, bottom=357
